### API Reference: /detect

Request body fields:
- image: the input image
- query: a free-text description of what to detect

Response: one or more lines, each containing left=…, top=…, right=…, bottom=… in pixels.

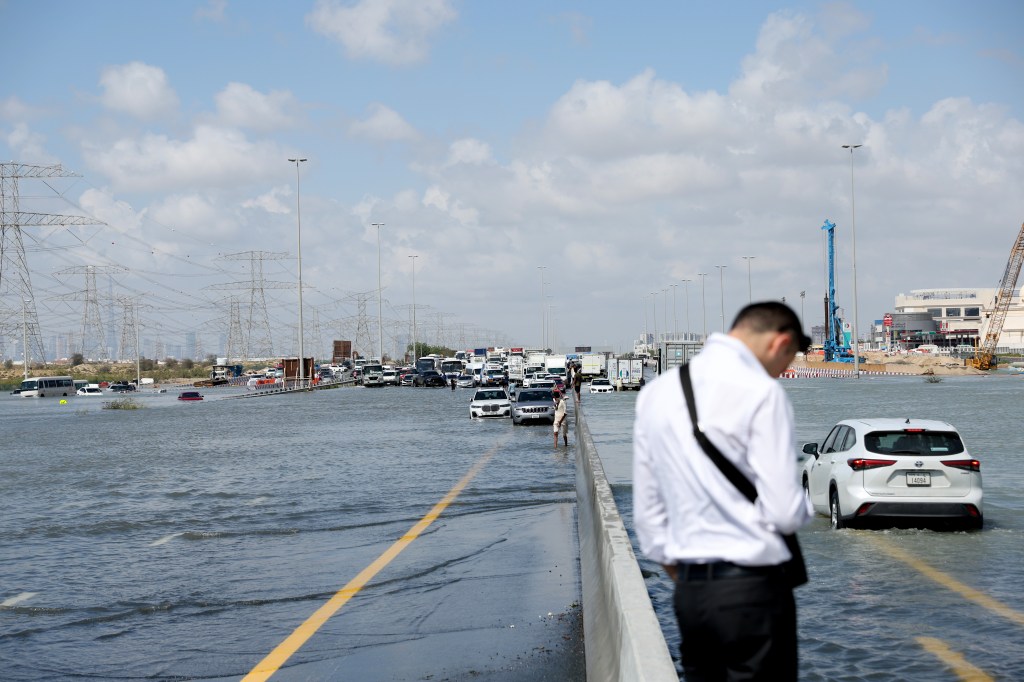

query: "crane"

left=821, top=219, right=857, bottom=363
left=973, top=221, right=1024, bottom=370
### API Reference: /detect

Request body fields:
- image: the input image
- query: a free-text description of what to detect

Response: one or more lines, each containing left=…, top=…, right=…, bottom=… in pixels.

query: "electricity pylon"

left=211, top=251, right=291, bottom=360
left=0, top=162, right=104, bottom=363
left=54, top=265, right=126, bottom=360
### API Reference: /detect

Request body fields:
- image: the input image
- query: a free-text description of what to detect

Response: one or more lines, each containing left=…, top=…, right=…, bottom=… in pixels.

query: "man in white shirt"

left=553, top=390, right=568, bottom=447
left=633, top=301, right=813, bottom=681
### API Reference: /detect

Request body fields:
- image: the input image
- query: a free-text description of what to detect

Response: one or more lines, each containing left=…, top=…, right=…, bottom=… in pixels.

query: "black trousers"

left=673, top=566, right=797, bottom=682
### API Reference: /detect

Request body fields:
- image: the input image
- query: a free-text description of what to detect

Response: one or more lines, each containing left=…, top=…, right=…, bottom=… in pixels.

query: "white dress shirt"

left=632, top=333, right=812, bottom=567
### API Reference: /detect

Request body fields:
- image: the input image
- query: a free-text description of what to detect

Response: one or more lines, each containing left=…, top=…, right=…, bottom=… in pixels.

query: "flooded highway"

left=584, top=373, right=1024, bottom=681
left=0, top=386, right=584, bottom=680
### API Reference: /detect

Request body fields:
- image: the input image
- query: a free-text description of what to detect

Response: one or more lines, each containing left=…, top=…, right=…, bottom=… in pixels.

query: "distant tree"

left=181, top=358, right=194, bottom=370
left=164, top=358, right=179, bottom=369
left=70, top=353, right=84, bottom=367
left=140, top=357, right=155, bottom=371
left=98, top=364, right=112, bottom=374
left=3, top=359, right=12, bottom=370
left=204, top=354, right=217, bottom=365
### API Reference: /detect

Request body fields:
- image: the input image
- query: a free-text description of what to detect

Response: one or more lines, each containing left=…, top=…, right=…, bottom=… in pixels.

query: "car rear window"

left=864, top=430, right=965, bottom=456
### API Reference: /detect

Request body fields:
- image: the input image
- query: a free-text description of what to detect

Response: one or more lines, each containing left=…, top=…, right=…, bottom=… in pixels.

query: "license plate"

left=907, top=472, right=931, bottom=487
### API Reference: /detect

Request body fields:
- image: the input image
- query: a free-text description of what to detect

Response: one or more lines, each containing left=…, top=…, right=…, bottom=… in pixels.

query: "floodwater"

left=0, top=385, right=584, bottom=681
left=582, top=372, right=1024, bottom=681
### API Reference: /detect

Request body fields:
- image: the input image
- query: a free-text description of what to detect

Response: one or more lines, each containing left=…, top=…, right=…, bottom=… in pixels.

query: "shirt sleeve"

left=746, top=384, right=813, bottom=535
left=632, top=398, right=670, bottom=565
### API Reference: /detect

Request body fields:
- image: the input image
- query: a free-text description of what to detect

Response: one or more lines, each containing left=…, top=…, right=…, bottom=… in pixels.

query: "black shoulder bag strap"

left=679, top=364, right=808, bottom=587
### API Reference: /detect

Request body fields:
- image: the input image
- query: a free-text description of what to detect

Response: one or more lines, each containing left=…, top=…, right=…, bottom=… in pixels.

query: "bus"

left=439, top=358, right=465, bottom=379
left=416, top=355, right=442, bottom=374
left=20, top=376, right=75, bottom=397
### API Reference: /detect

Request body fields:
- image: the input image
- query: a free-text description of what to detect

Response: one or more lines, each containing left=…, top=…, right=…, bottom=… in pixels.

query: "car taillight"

left=942, top=459, right=980, bottom=472
left=847, top=458, right=896, bottom=471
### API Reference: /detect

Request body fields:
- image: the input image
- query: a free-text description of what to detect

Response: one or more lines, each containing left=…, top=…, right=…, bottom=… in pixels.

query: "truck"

left=608, top=357, right=644, bottom=390
left=544, top=354, right=567, bottom=380
left=507, top=354, right=525, bottom=385
left=581, top=353, right=605, bottom=376
left=362, top=362, right=385, bottom=387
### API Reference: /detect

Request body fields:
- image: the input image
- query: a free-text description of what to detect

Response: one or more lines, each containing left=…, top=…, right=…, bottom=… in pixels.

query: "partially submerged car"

left=469, top=388, right=511, bottom=419
left=802, top=418, right=983, bottom=530
left=511, top=388, right=555, bottom=425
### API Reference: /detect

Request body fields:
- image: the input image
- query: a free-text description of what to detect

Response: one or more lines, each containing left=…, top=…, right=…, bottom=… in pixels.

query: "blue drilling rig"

left=820, top=219, right=858, bottom=363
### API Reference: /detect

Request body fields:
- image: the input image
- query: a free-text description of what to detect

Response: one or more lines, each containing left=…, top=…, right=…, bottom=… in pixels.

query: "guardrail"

left=573, top=404, right=677, bottom=681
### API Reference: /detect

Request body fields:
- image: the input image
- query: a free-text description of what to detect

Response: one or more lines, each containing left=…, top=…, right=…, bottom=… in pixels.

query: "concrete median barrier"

left=574, top=405, right=677, bottom=681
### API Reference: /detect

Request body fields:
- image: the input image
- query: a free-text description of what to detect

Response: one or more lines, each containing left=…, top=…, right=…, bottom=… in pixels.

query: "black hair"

left=730, top=301, right=812, bottom=352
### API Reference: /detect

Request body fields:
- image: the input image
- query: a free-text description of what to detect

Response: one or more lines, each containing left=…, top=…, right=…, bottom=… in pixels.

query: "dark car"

left=415, top=369, right=447, bottom=387
left=109, top=382, right=136, bottom=393
left=511, top=388, right=555, bottom=425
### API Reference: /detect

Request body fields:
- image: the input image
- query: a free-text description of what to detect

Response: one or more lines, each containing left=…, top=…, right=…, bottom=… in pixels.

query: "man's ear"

left=769, top=331, right=794, bottom=357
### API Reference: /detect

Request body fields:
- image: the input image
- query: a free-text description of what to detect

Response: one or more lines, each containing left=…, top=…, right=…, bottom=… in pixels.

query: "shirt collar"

left=704, top=332, right=769, bottom=377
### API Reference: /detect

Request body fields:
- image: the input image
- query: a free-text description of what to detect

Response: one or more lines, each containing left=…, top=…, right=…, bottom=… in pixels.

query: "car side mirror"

left=802, top=442, right=819, bottom=458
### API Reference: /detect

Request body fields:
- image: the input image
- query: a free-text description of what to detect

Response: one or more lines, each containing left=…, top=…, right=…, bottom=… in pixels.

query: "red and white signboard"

left=883, top=313, right=893, bottom=327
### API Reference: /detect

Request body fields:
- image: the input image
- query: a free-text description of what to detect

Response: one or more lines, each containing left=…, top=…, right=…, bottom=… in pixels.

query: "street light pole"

left=697, top=273, right=707, bottom=340
left=800, top=290, right=806, bottom=328
left=843, top=143, right=863, bottom=377
left=372, top=222, right=385, bottom=362
left=663, top=287, right=669, bottom=341
left=409, top=255, right=418, bottom=362
left=742, top=256, right=755, bottom=302
left=288, top=157, right=307, bottom=386
left=22, top=299, right=29, bottom=380
left=681, top=279, right=691, bottom=341
left=671, top=283, right=678, bottom=338
left=650, top=291, right=658, bottom=347
left=642, top=295, right=649, bottom=353
left=537, top=266, right=546, bottom=350
left=715, top=265, right=727, bottom=332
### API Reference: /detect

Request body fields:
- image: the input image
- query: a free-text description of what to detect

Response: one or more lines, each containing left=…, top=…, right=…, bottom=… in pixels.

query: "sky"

left=2, top=0, right=1023, bottom=361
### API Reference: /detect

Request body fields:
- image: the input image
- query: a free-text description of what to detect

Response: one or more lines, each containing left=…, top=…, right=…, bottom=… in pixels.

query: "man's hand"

left=662, top=563, right=678, bottom=582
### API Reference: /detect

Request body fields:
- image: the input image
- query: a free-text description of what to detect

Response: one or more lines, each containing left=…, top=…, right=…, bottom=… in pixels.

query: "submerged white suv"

left=802, top=418, right=983, bottom=530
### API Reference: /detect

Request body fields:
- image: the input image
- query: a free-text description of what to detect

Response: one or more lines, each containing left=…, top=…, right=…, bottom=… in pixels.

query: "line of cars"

left=801, top=418, right=983, bottom=530
left=469, top=386, right=557, bottom=424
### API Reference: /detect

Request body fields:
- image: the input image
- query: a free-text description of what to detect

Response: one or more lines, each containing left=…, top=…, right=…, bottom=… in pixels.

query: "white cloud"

left=99, top=62, right=180, bottom=120
left=242, top=185, right=293, bottom=214
left=307, top=0, right=456, bottom=66
left=83, top=124, right=287, bottom=193
left=445, top=138, right=492, bottom=166
left=1, top=95, right=35, bottom=121
left=349, top=103, right=417, bottom=141
left=78, top=187, right=143, bottom=234
left=214, top=82, right=299, bottom=132
left=6, top=123, right=55, bottom=164
left=150, top=193, right=236, bottom=240
left=731, top=10, right=886, bottom=106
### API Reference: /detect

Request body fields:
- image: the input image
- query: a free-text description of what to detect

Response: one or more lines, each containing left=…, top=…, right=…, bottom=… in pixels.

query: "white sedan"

left=589, top=378, right=614, bottom=393
left=469, top=388, right=511, bottom=419
left=801, top=418, right=983, bottom=530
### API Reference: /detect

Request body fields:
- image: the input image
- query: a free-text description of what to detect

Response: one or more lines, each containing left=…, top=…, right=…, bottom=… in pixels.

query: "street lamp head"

left=288, top=158, right=308, bottom=163
left=841, top=144, right=862, bottom=150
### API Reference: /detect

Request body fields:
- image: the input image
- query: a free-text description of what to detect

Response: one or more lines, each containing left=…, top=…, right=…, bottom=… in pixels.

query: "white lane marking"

left=2, top=592, right=38, bottom=607
left=149, top=532, right=184, bottom=547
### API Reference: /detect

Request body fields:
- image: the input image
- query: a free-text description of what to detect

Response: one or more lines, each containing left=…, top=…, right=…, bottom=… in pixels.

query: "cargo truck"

left=581, top=353, right=605, bottom=376
left=608, top=357, right=644, bottom=390
left=507, top=354, right=525, bottom=385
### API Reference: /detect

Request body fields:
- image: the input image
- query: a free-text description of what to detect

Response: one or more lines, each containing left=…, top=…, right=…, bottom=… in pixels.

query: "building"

left=887, top=288, right=1024, bottom=351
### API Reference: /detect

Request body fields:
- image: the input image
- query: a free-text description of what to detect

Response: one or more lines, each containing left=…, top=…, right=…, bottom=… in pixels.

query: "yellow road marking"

left=243, top=441, right=504, bottom=681
left=867, top=535, right=1024, bottom=628
left=916, top=637, right=993, bottom=682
